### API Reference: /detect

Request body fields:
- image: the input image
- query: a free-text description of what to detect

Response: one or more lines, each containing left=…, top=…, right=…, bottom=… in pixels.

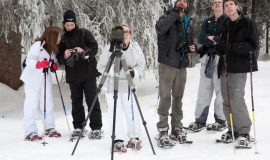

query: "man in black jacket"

left=58, top=10, right=103, bottom=139
left=216, top=0, right=259, bottom=147
left=155, top=0, right=196, bottom=146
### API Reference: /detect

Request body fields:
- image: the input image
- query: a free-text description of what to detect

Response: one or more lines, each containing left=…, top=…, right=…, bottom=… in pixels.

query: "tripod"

left=71, top=47, right=156, bottom=160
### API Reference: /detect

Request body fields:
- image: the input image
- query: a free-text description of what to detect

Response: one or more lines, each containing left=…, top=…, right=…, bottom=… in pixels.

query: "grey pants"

left=195, top=62, right=225, bottom=123
left=157, top=63, right=187, bottom=131
left=221, top=72, right=251, bottom=135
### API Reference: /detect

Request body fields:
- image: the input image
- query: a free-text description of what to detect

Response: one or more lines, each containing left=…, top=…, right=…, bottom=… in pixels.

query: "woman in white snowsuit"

left=20, top=26, right=62, bottom=141
left=97, top=25, right=146, bottom=152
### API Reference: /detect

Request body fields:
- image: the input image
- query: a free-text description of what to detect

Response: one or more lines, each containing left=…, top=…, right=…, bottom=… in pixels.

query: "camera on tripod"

left=109, top=26, right=125, bottom=52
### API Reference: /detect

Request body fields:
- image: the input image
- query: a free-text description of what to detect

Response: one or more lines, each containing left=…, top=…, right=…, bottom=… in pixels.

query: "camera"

left=70, top=48, right=77, bottom=54
left=66, top=48, right=80, bottom=67
left=109, top=26, right=125, bottom=52
left=176, top=41, right=189, bottom=54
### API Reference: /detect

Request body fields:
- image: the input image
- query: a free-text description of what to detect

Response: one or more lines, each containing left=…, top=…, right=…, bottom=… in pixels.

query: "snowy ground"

left=1, top=62, right=270, bottom=160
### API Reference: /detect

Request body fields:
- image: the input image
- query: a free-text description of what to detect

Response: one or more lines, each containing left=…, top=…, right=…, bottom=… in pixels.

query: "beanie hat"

left=63, top=10, right=76, bottom=24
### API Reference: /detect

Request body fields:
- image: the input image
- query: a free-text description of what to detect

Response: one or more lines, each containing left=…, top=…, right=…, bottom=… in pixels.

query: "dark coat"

left=198, top=15, right=228, bottom=57
left=156, top=10, right=194, bottom=69
left=58, top=28, right=99, bottom=83
left=217, top=16, right=259, bottom=75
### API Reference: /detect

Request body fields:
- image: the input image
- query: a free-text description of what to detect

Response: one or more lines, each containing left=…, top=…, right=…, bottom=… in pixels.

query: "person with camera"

left=97, top=25, right=146, bottom=152
left=187, top=0, right=227, bottom=132
left=216, top=0, right=259, bottom=147
left=155, top=0, right=196, bottom=147
left=20, top=26, right=62, bottom=141
left=57, top=10, right=103, bottom=140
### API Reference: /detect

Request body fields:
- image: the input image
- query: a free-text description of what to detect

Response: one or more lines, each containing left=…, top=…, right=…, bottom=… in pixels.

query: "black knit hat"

left=63, top=10, right=76, bottom=24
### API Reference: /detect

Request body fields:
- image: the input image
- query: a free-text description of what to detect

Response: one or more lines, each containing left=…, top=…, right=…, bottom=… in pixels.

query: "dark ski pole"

left=54, top=70, right=72, bottom=138
left=249, top=52, right=259, bottom=154
left=42, top=59, right=48, bottom=146
left=224, top=28, right=236, bottom=153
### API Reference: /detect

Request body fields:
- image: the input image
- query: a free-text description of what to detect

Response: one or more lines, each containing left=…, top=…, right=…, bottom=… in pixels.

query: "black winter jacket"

left=58, top=28, right=99, bottom=83
left=156, top=10, right=194, bottom=69
left=198, top=15, right=227, bottom=57
left=217, top=16, right=259, bottom=75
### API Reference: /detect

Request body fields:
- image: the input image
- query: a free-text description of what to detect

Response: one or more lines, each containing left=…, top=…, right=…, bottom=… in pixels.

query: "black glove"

left=215, top=43, right=232, bottom=55
left=197, top=45, right=207, bottom=57
left=231, top=42, right=252, bottom=55
left=129, top=69, right=135, bottom=78
left=172, top=6, right=184, bottom=14
left=205, top=39, right=214, bottom=48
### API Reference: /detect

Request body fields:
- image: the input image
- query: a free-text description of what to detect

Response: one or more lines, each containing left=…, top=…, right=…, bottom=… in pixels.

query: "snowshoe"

left=88, top=129, right=103, bottom=140
left=126, top=138, right=142, bottom=150
left=170, top=127, right=193, bottom=144
left=113, top=141, right=127, bottom=153
left=207, top=122, right=227, bottom=131
left=216, top=131, right=238, bottom=144
left=69, top=128, right=88, bottom=141
left=235, top=134, right=255, bottom=149
left=45, top=128, right=61, bottom=137
left=185, top=122, right=206, bottom=132
left=155, top=131, right=176, bottom=148
left=24, top=132, right=43, bottom=141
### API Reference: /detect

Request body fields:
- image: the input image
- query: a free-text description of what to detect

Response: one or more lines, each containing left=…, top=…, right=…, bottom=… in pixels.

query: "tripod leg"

left=120, top=58, right=156, bottom=155
left=110, top=55, right=121, bottom=160
left=71, top=52, right=116, bottom=156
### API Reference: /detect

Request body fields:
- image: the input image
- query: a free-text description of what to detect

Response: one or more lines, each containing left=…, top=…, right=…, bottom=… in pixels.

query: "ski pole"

left=249, top=52, right=259, bottom=154
left=54, top=70, right=72, bottom=138
left=42, top=59, right=48, bottom=146
left=224, top=66, right=236, bottom=154
left=224, top=28, right=236, bottom=153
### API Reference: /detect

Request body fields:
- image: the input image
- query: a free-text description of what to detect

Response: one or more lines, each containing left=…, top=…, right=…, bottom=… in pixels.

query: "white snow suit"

left=20, top=41, right=57, bottom=136
left=97, top=41, right=145, bottom=141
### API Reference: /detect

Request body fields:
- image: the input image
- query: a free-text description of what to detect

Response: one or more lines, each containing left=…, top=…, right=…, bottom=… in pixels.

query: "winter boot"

left=24, top=132, right=42, bottom=141
left=207, top=122, right=227, bottom=131
left=126, top=138, right=142, bottom=150
left=188, top=122, right=206, bottom=132
left=88, top=129, right=103, bottom=139
left=235, top=134, right=255, bottom=148
left=70, top=128, right=88, bottom=140
left=113, top=141, right=127, bottom=153
left=170, top=127, right=190, bottom=143
left=45, top=128, right=61, bottom=137
left=218, top=131, right=239, bottom=143
left=156, top=131, right=175, bottom=147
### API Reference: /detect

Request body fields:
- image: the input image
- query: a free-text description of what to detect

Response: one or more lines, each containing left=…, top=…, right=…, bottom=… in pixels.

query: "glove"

left=50, top=63, right=58, bottom=73
left=36, top=60, right=49, bottom=69
left=129, top=69, right=135, bottom=78
left=172, top=6, right=184, bottom=14
left=215, top=43, right=232, bottom=55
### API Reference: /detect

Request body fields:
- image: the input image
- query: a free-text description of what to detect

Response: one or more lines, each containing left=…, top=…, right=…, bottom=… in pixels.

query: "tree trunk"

left=0, top=1, right=23, bottom=90
left=251, top=0, right=256, bottom=19
left=266, top=21, right=269, bottom=54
